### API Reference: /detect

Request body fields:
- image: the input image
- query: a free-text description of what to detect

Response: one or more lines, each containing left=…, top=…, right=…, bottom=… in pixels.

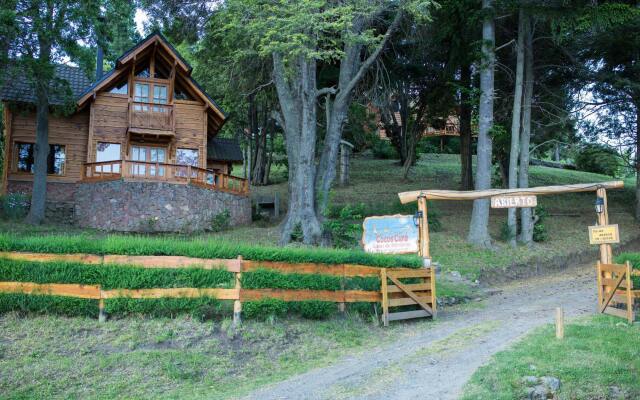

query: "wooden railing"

left=82, top=160, right=249, bottom=195
left=129, top=101, right=174, bottom=132
left=0, top=251, right=432, bottom=325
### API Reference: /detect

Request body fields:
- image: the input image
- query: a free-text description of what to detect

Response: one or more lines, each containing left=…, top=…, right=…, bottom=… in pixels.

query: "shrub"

left=0, top=294, right=97, bottom=317
left=574, top=144, right=623, bottom=177
left=371, top=137, right=398, bottom=159
left=0, top=192, right=30, bottom=219
left=324, top=203, right=366, bottom=248
left=211, top=209, right=231, bottom=232
left=242, top=298, right=288, bottom=320
left=105, top=297, right=222, bottom=320
left=291, top=301, right=335, bottom=320
left=533, top=205, right=549, bottom=242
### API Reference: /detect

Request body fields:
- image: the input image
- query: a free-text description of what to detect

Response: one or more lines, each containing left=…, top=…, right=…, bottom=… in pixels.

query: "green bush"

left=105, top=297, right=222, bottom=320
left=574, top=144, right=623, bottom=177
left=0, top=232, right=422, bottom=268
left=323, top=203, right=366, bottom=248
left=615, top=253, right=640, bottom=287
left=291, top=301, right=335, bottom=319
left=210, top=209, right=231, bottom=232
left=242, top=268, right=341, bottom=290
left=242, top=298, right=288, bottom=320
left=371, top=137, right=398, bottom=159
left=0, top=192, right=30, bottom=219
left=0, top=294, right=97, bottom=317
left=533, top=206, right=549, bottom=242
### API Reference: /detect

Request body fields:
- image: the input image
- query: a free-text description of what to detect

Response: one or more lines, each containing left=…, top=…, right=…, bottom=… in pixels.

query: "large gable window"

left=15, top=142, right=65, bottom=175
left=96, top=142, right=121, bottom=173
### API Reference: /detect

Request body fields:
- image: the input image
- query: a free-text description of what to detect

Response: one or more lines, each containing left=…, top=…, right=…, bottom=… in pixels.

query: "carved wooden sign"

left=362, top=215, right=419, bottom=254
left=490, top=195, right=538, bottom=209
left=588, top=224, right=620, bottom=245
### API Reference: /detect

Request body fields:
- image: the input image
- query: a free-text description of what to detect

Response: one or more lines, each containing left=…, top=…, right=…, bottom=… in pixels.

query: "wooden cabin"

left=1, top=33, right=249, bottom=231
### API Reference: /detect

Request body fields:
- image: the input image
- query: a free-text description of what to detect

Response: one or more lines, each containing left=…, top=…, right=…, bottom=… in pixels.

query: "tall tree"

left=468, top=0, right=495, bottom=247
left=6, top=1, right=101, bottom=224
left=519, top=11, right=534, bottom=244
left=506, top=8, right=526, bottom=246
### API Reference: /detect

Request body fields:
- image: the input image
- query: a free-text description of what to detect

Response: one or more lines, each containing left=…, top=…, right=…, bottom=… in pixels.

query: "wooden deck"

left=82, top=160, right=249, bottom=195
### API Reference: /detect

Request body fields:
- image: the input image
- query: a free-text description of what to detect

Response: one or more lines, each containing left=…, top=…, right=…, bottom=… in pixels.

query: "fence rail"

left=0, top=251, right=430, bottom=325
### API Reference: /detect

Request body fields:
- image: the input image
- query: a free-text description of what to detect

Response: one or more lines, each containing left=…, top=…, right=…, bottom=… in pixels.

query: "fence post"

left=338, top=264, right=346, bottom=313
left=625, top=261, right=634, bottom=324
left=233, top=256, right=243, bottom=327
left=98, top=288, right=106, bottom=323
left=381, top=268, right=389, bottom=327
left=555, top=307, right=564, bottom=339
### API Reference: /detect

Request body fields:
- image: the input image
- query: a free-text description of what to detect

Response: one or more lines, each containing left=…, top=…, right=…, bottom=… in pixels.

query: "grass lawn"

left=461, top=315, right=640, bottom=400
left=0, top=311, right=435, bottom=400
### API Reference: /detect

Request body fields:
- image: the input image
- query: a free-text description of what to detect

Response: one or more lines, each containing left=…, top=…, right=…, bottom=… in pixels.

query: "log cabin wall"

left=88, top=93, right=129, bottom=162
left=174, top=100, right=207, bottom=168
left=7, top=107, right=90, bottom=184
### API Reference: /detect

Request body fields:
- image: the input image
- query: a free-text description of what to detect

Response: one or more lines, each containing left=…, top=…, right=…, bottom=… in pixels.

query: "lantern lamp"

left=413, top=211, right=423, bottom=227
left=595, top=196, right=605, bottom=214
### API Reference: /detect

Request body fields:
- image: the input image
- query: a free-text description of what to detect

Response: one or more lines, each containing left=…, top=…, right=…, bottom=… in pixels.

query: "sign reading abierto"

left=362, top=215, right=419, bottom=254
left=490, top=195, right=538, bottom=209
left=588, top=224, right=620, bottom=245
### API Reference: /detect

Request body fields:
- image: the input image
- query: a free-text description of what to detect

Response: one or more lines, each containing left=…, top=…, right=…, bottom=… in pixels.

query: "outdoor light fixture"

left=413, top=211, right=423, bottom=227
left=595, top=197, right=605, bottom=214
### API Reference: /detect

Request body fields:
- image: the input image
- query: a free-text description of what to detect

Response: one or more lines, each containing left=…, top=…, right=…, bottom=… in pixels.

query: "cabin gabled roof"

left=76, top=32, right=226, bottom=122
left=0, top=64, right=93, bottom=106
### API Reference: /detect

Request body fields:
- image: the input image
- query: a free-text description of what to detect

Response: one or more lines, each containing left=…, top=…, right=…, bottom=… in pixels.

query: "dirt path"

left=243, top=263, right=597, bottom=400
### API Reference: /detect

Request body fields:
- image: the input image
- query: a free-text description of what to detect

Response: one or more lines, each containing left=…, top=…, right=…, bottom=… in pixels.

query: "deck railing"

left=129, top=102, right=174, bottom=132
left=82, top=160, right=249, bottom=195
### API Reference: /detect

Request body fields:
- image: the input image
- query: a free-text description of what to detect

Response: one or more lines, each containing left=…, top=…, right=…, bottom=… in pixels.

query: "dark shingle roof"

left=208, top=138, right=243, bottom=163
left=0, top=64, right=94, bottom=105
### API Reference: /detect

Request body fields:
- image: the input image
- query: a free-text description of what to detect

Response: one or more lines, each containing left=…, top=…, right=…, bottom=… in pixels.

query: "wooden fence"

left=597, top=261, right=639, bottom=323
left=0, top=252, right=434, bottom=325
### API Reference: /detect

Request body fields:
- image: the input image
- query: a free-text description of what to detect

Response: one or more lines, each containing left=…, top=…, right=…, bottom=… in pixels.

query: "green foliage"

left=324, top=203, right=366, bottom=248
left=0, top=259, right=234, bottom=290
left=0, top=294, right=97, bottom=318
left=291, top=301, right=335, bottom=320
left=499, top=222, right=515, bottom=242
left=0, top=192, right=30, bottom=219
left=574, top=144, right=623, bottom=177
left=371, top=137, right=399, bottom=160
left=0, top=232, right=422, bottom=268
left=105, top=298, right=222, bottom=321
left=242, top=268, right=341, bottom=290
left=615, top=253, right=640, bottom=287
left=210, top=209, right=231, bottom=232
left=242, top=298, right=288, bottom=320
left=533, top=206, right=549, bottom=243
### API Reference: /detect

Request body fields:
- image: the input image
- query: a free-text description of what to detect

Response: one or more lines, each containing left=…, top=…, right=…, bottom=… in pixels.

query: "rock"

left=609, top=386, right=625, bottom=399
left=540, top=376, right=561, bottom=392
left=527, top=385, right=549, bottom=400
left=522, top=376, right=539, bottom=385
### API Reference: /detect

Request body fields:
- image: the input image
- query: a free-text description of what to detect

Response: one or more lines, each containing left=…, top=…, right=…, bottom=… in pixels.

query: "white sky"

left=134, top=9, right=149, bottom=37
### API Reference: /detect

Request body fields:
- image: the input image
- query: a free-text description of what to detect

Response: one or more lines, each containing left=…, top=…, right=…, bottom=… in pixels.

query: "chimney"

left=96, top=15, right=105, bottom=80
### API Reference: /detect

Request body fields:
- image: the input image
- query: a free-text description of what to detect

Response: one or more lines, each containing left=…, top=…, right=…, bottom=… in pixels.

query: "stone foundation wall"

left=75, top=180, right=251, bottom=232
left=6, top=180, right=76, bottom=224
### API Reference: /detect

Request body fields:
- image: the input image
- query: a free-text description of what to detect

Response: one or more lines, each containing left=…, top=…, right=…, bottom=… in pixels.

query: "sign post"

left=417, top=195, right=430, bottom=264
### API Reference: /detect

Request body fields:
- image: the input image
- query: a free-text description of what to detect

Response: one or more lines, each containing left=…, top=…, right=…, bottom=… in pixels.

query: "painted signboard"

left=588, top=224, right=620, bottom=245
left=362, top=215, right=419, bottom=254
left=490, top=195, right=538, bottom=209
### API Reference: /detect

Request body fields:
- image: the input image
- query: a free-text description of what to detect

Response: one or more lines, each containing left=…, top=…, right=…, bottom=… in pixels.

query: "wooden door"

left=130, top=145, right=166, bottom=177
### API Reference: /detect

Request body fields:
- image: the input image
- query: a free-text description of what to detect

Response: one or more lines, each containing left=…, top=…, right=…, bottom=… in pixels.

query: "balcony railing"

left=82, top=160, right=249, bottom=196
left=129, top=102, right=174, bottom=132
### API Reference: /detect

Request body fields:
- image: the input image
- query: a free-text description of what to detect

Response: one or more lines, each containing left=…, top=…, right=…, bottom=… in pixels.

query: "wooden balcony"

left=128, top=102, right=175, bottom=135
left=82, top=160, right=249, bottom=196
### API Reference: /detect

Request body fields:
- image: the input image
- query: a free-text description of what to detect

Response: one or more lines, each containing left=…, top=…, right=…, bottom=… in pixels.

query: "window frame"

left=13, top=142, right=66, bottom=176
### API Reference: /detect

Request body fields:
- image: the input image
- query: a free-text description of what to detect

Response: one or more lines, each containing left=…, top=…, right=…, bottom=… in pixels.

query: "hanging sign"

left=362, top=215, right=419, bottom=254
left=490, top=195, right=537, bottom=209
left=588, top=224, right=620, bottom=245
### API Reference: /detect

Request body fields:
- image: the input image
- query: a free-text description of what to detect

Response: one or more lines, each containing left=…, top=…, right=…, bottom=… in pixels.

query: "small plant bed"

left=461, top=315, right=640, bottom=400
left=0, top=312, right=425, bottom=399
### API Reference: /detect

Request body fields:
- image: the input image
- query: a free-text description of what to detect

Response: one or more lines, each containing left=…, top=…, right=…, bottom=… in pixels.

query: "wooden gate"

left=380, top=267, right=436, bottom=326
left=597, top=261, right=634, bottom=323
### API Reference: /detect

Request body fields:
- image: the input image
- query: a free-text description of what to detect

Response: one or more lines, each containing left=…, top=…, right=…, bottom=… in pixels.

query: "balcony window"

left=15, top=142, right=65, bottom=175
left=96, top=142, right=121, bottom=173
left=134, top=83, right=150, bottom=111
left=153, top=85, right=168, bottom=112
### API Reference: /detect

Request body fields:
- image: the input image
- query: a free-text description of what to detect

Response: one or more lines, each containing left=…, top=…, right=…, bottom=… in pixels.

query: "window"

left=15, top=142, right=65, bottom=175
left=176, top=148, right=199, bottom=167
left=135, top=66, right=150, bottom=78
left=134, top=83, right=150, bottom=111
left=130, top=145, right=166, bottom=176
left=96, top=142, right=121, bottom=173
left=153, top=85, right=168, bottom=112
left=108, top=79, right=128, bottom=95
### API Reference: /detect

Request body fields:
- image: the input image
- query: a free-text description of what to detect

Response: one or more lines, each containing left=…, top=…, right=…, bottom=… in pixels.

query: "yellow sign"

left=588, top=224, right=620, bottom=245
left=490, top=195, right=537, bottom=209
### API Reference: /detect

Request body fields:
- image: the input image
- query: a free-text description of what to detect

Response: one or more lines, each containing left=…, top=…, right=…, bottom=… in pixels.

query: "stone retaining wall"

left=75, top=180, right=251, bottom=232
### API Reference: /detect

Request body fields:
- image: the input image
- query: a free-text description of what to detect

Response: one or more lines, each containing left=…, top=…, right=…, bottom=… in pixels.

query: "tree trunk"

left=468, top=0, right=495, bottom=248
left=459, top=63, right=474, bottom=190
left=274, top=54, right=323, bottom=245
left=507, top=8, right=526, bottom=247
left=26, top=81, right=49, bottom=224
left=519, top=15, right=534, bottom=244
